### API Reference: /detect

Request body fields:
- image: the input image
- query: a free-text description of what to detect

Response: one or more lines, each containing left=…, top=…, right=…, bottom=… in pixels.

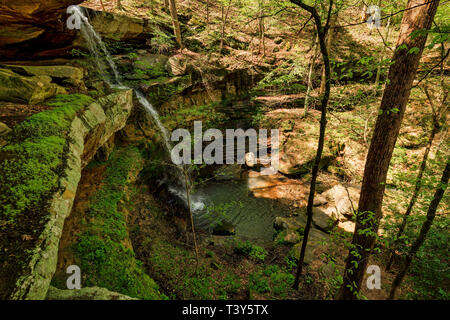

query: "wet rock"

left=274, top=215, right=306, bottom=232
left=213, top=220, right=235, bottom=236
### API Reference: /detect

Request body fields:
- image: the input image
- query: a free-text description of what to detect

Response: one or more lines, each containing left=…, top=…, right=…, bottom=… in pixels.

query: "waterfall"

left=72, top=6, right=204, bottom=211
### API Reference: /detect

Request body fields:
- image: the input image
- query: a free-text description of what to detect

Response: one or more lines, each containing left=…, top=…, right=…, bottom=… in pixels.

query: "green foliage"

left=406, top=215, right=449, bottom=300
left=161, top=100, right=228, bottom=130
left=74, top=147, right=164, bottom=300
left=0, top=94, right=93, bottom=219
left=249, top=265, right=295, bottom=298
left=148, top=239, right=241, bottom=299
left=254, top=60, right=307, bottom=96
left=234, top=240, right=267, bottom=262
left=150, top=27, right=175, bottom=54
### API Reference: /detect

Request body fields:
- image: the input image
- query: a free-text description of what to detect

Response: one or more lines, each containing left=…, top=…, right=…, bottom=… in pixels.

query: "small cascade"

left=72, top=6, right=204, bottom=211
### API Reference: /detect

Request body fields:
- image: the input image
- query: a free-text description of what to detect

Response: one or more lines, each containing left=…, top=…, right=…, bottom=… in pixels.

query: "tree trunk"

left=374, top=14, right=392, bottom=91
left=319, top=14, right=335, bottom=96
left=169, top=0, right=183, bottom=49
left=337, top=0, right=440, bottom=300
left=258, top=0, right=266, bottom=56
left=163, top=0, right=169, bottom=12
left=220, top=1, right=232, bottom=53
left=100, top=0, right=106, bottom=11
left=389, top=161, right=449, bottom=299
left=290, top=0, right=333, bottom=290
left=304, top=34, right=319, bottom=117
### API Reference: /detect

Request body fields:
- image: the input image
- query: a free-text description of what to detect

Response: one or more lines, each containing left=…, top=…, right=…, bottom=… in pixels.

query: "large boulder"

left=277, top=121, right=342, bottom=176
left=79, top=8, right=154, bottom=43
left=0, top=68, right=66, bottom=104
left=321, top=184, right=360, bottom=219
left=289, top=228, right=330, bottom=264
left=5, top=65, right=85, bottom=88
left=46, top=286, right=137, bottom=300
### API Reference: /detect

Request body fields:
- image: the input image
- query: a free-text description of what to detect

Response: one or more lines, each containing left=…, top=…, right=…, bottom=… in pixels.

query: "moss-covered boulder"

left=0, top=68, right=66, bottom=104
left=46, top=286, right=137, bottom=300
left=5, top=65, right=85, bottom=88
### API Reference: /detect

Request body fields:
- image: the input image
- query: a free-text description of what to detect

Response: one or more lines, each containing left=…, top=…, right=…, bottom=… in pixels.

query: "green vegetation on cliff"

left=0, top=94, right=93, bottom=220
left=71, top=147, right=165, bottom=300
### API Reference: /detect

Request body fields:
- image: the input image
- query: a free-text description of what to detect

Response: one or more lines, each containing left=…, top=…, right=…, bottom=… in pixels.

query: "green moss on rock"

left=72, top=147, right=165, bottom=300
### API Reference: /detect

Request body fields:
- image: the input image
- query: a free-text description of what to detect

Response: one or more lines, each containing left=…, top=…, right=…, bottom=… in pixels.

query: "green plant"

left=234, top=240, right=267, bottom=262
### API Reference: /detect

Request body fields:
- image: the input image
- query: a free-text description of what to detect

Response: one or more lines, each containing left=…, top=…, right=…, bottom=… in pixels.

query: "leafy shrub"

left=234, top=240, right=267, bottom=262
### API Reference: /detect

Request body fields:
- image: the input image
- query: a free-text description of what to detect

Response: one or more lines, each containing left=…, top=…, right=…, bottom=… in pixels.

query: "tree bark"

left=374, top=14, right=392, bottom=91
left=163, top=0, right=170, bottom=12
left=290, top=0, right=333, bottom=290
left=389, top=161, right=449, bottom=299
left=169, top=0, right=183, bottom=49
left=337, top=0, right=440, bottom=300
left=219, top=1, right=232, bottom=53
left=319, top=14, right=336, bottom=96
left=304, top=34, right=319, bottom=117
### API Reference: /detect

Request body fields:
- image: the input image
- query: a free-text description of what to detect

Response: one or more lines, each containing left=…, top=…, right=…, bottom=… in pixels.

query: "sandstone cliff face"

left=7, top=89, right=134, bottom=300
left=0, top=0, right=83, bottom=59
left=0, top=2, right=154, bottom=60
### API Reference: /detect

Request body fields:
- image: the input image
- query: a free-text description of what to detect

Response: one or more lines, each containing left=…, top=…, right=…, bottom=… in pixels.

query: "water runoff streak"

left=72, top=6, right=205, bottom=211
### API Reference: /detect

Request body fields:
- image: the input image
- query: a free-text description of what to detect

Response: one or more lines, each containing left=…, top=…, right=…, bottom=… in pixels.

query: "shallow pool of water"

left=191, top=176, right=292, bottom=242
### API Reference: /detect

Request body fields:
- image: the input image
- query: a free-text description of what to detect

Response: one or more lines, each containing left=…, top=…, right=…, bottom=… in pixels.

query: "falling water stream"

left=73, top=6, right=289, bottom=240
left=73, top=6, right=204, bottom=209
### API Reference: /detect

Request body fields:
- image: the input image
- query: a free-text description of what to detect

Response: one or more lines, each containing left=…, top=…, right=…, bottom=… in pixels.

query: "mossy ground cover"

left=146, top=235, right=304, bottom=300
left=57, top=147, right=165, bottom=300
left=0, top=94, right=93, bottom=299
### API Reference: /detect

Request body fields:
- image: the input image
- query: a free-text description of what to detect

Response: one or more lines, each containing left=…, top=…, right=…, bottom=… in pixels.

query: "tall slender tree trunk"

left=206, top=0, right=210, bottom=24
left=163, top=0, right=170, bottom=12
left=337, top=0, right=440, bottom=300
left=258, top=0, right=266, bottom=57
left=375, top=15, right=392, bottom=91
left=169, top=0, right=183, bottom=49
left=290, top=0, right=333, bottom=290
left=319, top=14, right=335, bottom=96
left=304, top=34, right=319, bottom=117
left=219, top=1, right=232, bottom=53
left=389, top=161, right=449, bottom=299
